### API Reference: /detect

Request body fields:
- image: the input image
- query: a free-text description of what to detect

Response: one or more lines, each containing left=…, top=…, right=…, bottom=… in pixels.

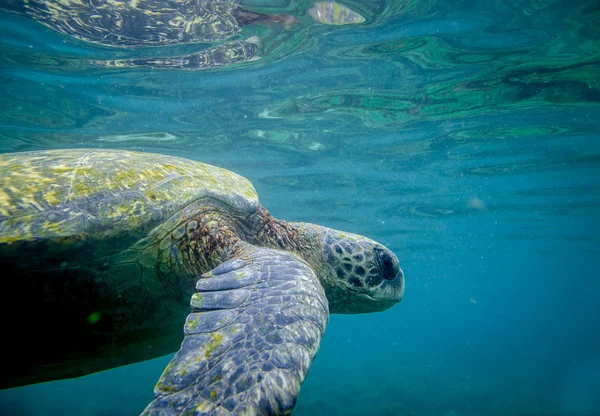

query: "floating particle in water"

left=308, top=1, right=366, bottom=25
left=307, top=142, right=325, bottom=151
left=87, top=312, right=102, bottom=324
left=469, top=196, right=486, bottom=210
left=258, top=109, right=281, bottom=119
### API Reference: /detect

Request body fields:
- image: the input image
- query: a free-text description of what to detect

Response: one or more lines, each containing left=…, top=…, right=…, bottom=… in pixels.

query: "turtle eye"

left=375, top=247, right=398, bottom=280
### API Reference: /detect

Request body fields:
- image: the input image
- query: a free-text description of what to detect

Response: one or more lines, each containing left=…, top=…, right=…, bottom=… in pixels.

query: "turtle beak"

left=374, top=267, right=404, bottom=304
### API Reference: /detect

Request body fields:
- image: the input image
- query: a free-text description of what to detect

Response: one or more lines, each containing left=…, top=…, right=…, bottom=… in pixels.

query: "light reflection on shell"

left=308, top=1, right=366, bottom=25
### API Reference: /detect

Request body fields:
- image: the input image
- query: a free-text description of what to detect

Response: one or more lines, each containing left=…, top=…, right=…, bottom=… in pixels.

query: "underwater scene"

left=0, top=0, right=599, bottom=415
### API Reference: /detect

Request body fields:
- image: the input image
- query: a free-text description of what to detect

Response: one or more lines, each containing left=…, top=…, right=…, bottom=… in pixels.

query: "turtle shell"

left=0, top=149, right=259, bottom=267
left=19, top=0, right=242, bottom=46
left=0, top=148, right=259, bottom=387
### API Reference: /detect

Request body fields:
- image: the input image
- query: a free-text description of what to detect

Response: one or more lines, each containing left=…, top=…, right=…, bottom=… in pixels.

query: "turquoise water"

left=1, top=0, right=599, bottom=415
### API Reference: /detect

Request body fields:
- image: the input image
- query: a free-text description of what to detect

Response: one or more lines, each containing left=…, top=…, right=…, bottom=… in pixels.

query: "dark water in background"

left=1, top=0, right=599, bottom=415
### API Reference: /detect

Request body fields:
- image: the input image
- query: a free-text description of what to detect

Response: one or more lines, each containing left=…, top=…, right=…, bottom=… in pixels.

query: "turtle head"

left=316, top=226, right=404, bottom=314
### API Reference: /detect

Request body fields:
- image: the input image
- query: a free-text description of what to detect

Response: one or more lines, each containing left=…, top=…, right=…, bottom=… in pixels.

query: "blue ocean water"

left=0, top=0, right=599, bottom=415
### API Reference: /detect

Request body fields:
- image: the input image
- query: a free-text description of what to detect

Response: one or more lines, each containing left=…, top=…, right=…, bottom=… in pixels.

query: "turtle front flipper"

left=142, top=245, right=329, bottom=415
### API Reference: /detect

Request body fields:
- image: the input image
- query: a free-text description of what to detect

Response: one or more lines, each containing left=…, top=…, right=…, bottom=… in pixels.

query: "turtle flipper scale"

left=142, top=245, right=329, bottom=415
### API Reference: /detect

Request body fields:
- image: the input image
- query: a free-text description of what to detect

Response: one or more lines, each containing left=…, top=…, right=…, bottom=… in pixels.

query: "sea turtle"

left=1, top=0, right=298, bottom=69
left=0, top=149, right=404, bottom=415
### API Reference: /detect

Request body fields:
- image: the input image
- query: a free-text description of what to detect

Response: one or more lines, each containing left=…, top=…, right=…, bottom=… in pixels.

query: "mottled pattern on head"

left=316, top=226, right=404, bottom=313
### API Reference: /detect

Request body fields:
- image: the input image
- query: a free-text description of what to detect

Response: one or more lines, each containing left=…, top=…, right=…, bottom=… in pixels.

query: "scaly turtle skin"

left=2, top=0, right=297, bottom=69
left=0, top=149, right=404, bottom=415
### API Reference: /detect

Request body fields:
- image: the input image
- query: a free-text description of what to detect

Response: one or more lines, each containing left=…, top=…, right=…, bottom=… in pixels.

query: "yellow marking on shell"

left=42, top=219, right=66, bottom=234
left=0, top=189, right=10, bottom=216
left=51, top=164, right=74, bottom=173
left=45, top=188, right=62, bottom=206
left=107, top=202, right=139, bottom=218
left=106, top=0, right=127, bottom=7
left=20, top=195, right=43, bottom=211
left=0, top=234, right=28, bottom=244
left=0, top=215, right=34, bottom=243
